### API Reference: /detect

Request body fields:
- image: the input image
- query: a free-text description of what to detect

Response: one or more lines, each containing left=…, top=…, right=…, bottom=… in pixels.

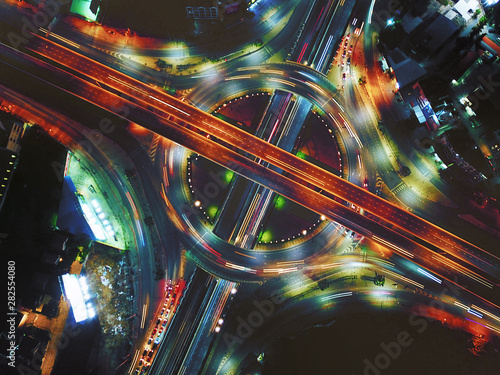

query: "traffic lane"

left=3, top=35, right=498, bottom=281
left=122, top=103, right=500, bottom=306
left=1, top=48, right=499, bottom=311
left=0, top=47, right=454, bottom=294
left=291, top=0, right=332, bottom=63
left=150, top=269, right=216, bottom=375
left=2, top=41, right=499, bottom=290
left=310, top=0, right=358, bottom=73
left=110, top=52, right=500, bottom=274
left=1, top=40, right=498, bottom=294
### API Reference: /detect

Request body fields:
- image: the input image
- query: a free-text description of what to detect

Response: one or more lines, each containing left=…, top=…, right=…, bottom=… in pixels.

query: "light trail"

left=383, top=269, right=425, bottom=289
left=39, top=28, right=80, bottom=48
left=321, top=291, right=353, bottom=301
left=471, top=305, right=500, bottom=322
left=454, top=301, right=483, bottom=318
left=372, top=236, right=414, bottom=258
left=108, top=75, right=149, bottom=95
left=148, top=95, right=191, bottom=116
left=225, top=75, right=251, bottom=80
left=417, top=267, right=442, bottom=284
left=141, top=303, right=147, bottom=329
left=234, top=251, right=256, bottom=259
left=316, top=35, right=333, bottom=71
left=432, top=255, right=493, bottom=289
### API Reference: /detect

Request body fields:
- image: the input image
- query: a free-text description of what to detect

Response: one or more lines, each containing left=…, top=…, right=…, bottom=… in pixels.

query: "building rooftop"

left=386, top=48, right=427, bottom=88
left=454, top=0, right=480, bottom=21
left=417, top=14, right=459, bottom=55
left=401, top=13, right=423, bottom=34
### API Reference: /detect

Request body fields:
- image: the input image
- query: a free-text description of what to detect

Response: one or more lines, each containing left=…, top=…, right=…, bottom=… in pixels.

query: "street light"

left=387, top=18, right=394, bottom=26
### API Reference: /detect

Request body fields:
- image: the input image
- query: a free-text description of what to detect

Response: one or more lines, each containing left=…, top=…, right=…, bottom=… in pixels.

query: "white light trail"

left=372, top=236, right=414, bottom=258
left=148, top=95, right=191, bottom=116
left=471, top=305, right=500, bottom=322
left=417, top=267, right=442, bottom=284
left=39, top=28, right=80, bottom=48
left=321, top=291, right=352, bottom=301
left=140, top=303, right=147, bottom=329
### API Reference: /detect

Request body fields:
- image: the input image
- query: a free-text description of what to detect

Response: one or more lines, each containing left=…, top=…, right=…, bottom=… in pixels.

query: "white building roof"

left=454, top=0, right=480, bottom=21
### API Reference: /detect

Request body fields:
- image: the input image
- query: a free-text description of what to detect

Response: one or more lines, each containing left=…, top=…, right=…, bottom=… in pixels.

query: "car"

left=162, top=318, right=168, bottom=327
left=363, top=178, right=369, bottom=189
left=342, top=73, right=346, bottom=80
left=347, top=57, right=351, bottom=65
left=348, top=45, right=353, bottom=54
left=346, top=32, right=350, bottom=40
left=160, top=308, right=165, bottom=316
left=354, top=27, right=361, bottom=35
left=342, top=50, right=346, bottom=58
left=151, top=328, right=157, bottom=336
left=156, top=319, right=161, bottom=326
left=148, top=337, right=153, bottom=345
left=142, top=349, right=148, bottom=357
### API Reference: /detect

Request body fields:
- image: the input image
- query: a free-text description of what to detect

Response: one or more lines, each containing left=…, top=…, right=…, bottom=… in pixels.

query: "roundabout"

left=159, top=63, right=366, bottom=282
